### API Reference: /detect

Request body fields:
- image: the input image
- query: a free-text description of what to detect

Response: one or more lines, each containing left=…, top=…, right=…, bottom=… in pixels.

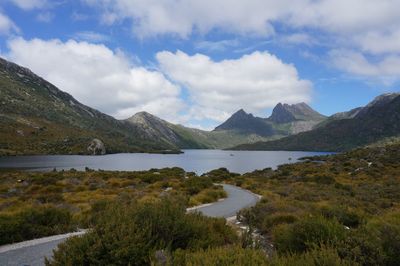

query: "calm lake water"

left=0, top=150, right=331, bottom=174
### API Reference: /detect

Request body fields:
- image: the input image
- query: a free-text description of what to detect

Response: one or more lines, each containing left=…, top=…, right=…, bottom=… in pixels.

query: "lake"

left=0, top=150, right=331, bottom=174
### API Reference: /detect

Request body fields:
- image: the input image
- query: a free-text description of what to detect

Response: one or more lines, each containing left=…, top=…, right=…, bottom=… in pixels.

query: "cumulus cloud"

left=84, top=1, right=400, bottom=39
left=83, top=0, right=302, bottom=38
left=0, top=13, right=19, bottom=35
left=157, top=50, right=312, bottom=122
left=6, top=38, right=184, bottom=121
left=83, top=0, right=400, bottom=84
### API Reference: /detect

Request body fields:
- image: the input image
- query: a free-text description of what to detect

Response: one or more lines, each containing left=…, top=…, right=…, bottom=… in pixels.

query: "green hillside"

left=0, top=57, right=178, bottom=155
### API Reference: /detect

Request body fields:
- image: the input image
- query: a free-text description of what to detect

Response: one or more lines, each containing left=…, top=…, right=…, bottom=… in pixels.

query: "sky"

left=0, top=0, right=399, bottom=130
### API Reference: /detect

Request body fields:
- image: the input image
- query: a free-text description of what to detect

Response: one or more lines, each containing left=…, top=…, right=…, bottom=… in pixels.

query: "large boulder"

left=87, top=138, right=106, bottom=155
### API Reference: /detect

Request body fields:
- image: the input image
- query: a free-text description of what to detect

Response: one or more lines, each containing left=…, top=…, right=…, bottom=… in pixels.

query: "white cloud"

left=0, top=12, right=19, bottom=35
left=9, top=0, right=47, bottom=10
left=6, top=38, right=184, bottom=121
left=84, top=0, right=301, bottom=38
left=287, top=0, right=400, bottom=35
left=84, top=1, right=400, bottom=40
left=330, top=49, right=400, bottom=85
left=83, top=0, right=400, bottom=84
left=354, top=30, right=400, bottom=55
left=157, top=50, right=312, bottom=122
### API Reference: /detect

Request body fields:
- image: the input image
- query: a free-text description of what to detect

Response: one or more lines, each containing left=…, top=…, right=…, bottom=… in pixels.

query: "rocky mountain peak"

left=268, top=102, right=325, bottom=123
left=268, top=103, right=297, bottom=124
left=231, top=109, right=253, bottom=118
left=127, top=111, right=164, bottom=125
left=214, top=109, right=274, bottom=137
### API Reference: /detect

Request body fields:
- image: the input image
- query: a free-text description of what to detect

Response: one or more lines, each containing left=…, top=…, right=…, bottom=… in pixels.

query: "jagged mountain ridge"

left=213, top=102, right=326, bottom=137
left=232, top=93, right=400, bottom=152
left=268, top=102, right=325, bottom=124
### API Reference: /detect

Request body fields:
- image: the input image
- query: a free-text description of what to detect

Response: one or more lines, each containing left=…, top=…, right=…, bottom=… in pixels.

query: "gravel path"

left=0, top=231, right=86, bottom=266
left=188, top=184, right=260, bottom=218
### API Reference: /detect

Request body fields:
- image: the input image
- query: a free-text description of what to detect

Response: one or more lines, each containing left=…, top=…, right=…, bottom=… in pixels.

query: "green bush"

left=273, top=216, right=346, bottom=253
left=270, top=246, right=356, bottom=266
left=172, top=245, right=268, bottom=266
left=320, top=206, right=362, bottom=228
left=338, top=228, right=385, bottom=266
left=46, top=198, right=237, bottom=266
left=262, top=213, right=298, bottom=232
left=0, top=206, right=73, bottom=245
left=184, top=176, right=213, bottom=195
left=203, top=168, right=239, bottom=182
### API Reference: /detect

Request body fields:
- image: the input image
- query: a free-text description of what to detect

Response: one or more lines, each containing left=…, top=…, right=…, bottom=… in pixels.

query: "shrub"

left=172, top=245, right=267, bottom=266
left=0, top=206, right=73, bottom=245
left=203, top=168, right=239, bottom=182
left=338, top=227, right=385, bottom=266
left=319, top=206, right=363, bottom=228
left=262, top=213, right=298, bottom=232
left=184, top=176, right=213, bottom=195
left=273, top=216, right=346, bottom=253
left=188, top=187, right=227, bottom=206
left=46, top=198, right=237, bottom=265
left=270, top=246, right=356, bottom=266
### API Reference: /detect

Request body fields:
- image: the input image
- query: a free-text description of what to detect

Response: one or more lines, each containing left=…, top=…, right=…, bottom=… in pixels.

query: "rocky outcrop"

left=87, top=138, right=106, bottom=155
left=125, top=112, right=180, bottom=144
left=290, top=120, right=321, bottom=134
left=268, top=102, right=325, bottom=124
left=268, top=103, right=297, bottom=123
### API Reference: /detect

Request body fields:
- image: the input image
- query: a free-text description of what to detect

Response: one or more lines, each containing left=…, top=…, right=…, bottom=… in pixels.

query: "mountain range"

left=233, top=93, right=400, bottom=152
left=1, top=56, right=399, bottom=155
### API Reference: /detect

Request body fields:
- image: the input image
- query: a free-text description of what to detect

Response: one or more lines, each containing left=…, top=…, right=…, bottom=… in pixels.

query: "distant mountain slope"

left=125, top=112, right=210, bottom=149
left=232, top=94, right=400, bottom=152
left=0, top=57, right=178, bottom=155
left=213, top=103, right=326, bottom=139
left=125, top=111, right=272, bottom=149
left=214, top=109, right=275, bottom=137
left=330, top=107, right=363, bottom=120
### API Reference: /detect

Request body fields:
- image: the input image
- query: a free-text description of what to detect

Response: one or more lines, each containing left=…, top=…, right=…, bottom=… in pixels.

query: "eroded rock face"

left=87, top=138, right=106, bottom=155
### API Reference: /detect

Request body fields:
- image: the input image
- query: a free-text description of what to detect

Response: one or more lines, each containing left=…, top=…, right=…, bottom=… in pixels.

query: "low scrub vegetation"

left=0, top=167, right=225, bottom=244
left=2, top=142, right=400, bottom=265
left=0, top=206, right=73, bottom=245
left=46, top=198, right=237, bottom=265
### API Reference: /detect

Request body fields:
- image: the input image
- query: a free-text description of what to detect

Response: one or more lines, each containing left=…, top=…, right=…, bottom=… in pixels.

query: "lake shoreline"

left=0, top=149, right=333, bottom=175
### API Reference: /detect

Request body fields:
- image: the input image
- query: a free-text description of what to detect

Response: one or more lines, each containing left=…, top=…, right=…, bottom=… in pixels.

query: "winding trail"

left=0, top=184, right=260, bottom=266
left=188, top=184, right=261, bottom=218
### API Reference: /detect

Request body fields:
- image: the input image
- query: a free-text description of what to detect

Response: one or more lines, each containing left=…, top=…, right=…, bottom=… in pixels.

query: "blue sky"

left=0, top=0, right=399, bottom=130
